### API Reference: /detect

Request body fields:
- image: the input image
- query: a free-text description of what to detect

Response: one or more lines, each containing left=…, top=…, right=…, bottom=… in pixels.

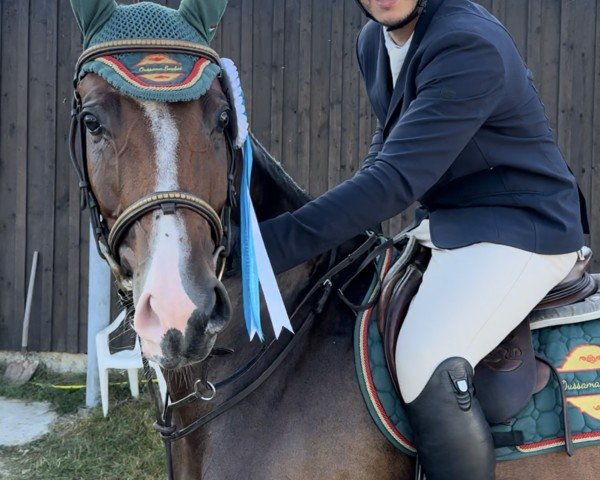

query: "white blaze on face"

left=133, top=101, right=197, bottom=359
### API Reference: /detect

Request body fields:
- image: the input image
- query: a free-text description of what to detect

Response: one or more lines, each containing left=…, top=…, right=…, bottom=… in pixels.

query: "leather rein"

left=69, top=39, right=385, bottom=480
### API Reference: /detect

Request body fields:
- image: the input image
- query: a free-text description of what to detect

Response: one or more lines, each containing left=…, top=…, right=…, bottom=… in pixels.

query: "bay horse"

left=73, top=50, right=599, bottom=480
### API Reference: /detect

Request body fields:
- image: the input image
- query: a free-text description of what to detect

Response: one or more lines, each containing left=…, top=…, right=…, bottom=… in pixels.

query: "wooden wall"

left=1, top=0, right=599, bottom=352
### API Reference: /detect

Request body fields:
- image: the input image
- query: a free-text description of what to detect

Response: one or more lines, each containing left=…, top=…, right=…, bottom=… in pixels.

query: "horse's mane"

left=249, top=133, right=311, bottom=213
left=225, top=133, right=312, bottom=276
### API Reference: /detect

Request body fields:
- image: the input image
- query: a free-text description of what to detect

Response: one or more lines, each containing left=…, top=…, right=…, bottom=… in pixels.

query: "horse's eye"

left=217, top=110, right=230, bottom=131
left=83, top=113, right=104, bottom=135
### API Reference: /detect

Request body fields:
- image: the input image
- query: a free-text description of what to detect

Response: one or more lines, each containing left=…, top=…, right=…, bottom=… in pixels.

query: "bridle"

left=69, top=39, right=236, bottom=296
left=69, top=38, right=387, bottom=480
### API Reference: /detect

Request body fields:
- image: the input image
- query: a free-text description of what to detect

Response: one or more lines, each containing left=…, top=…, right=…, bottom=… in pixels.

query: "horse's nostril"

left=134, top=293, right=162, bottom=338
left=207, top=281, right=232, bottom=333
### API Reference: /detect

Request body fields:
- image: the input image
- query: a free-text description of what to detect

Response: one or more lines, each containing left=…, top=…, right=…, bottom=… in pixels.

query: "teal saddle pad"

left=354, top=249, right=600, bottom=461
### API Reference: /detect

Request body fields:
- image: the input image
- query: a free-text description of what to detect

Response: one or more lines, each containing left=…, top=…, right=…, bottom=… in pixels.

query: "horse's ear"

left=70, top=0, right=117, bottom=41
left=179, top=0, right=228, bottom=44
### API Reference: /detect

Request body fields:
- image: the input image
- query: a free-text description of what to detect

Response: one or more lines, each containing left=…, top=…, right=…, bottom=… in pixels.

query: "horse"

left=74, top=70, right=600, bottom=480
left=69, top=19, right=599, bottom=480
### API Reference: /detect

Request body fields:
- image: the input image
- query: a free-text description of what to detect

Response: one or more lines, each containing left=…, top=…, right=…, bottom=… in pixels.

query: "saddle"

left=377, top=238, right=597, bottom=424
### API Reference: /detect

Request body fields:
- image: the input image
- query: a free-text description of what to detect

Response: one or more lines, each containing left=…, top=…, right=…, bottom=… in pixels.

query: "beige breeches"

left=395, top=220, right=578, bottom=403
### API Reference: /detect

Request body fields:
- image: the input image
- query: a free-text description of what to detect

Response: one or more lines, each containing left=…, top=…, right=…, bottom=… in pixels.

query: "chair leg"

left=99, top=368, right=109, bottom=417
left=127, top=368, right=139, bottom=398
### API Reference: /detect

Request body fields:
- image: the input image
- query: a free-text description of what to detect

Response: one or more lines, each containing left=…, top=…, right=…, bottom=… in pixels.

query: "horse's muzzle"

left=156, top=280, right=232, bottom=370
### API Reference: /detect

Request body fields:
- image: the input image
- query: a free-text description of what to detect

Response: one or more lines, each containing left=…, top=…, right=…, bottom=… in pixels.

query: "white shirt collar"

left=383, top=28, right=413, bottom=87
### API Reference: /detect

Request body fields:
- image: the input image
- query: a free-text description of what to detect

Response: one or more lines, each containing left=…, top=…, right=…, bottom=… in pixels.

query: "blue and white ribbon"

left=223, top=58, right=293, bottom=341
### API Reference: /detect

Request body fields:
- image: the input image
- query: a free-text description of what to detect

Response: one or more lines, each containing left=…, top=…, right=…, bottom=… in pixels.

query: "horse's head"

left=71, top=0, right=236, bottom=369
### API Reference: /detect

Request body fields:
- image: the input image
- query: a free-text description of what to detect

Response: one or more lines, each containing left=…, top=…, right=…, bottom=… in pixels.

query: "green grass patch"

left=0, top=364, right=165, bottom=479
left=0, top=398, right=164, bottom=480
left=0, top=364, right=88, bottom=414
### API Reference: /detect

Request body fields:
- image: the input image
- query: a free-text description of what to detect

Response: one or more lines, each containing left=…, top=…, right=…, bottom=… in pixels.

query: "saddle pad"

left=354, top=249, right=600, bottom=461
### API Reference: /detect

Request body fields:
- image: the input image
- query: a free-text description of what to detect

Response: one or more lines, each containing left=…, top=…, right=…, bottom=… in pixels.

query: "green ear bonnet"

left=72, top=0, right=227, bottom=103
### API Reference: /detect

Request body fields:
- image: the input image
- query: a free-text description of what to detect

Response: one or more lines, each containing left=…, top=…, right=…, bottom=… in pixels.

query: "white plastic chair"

left=96, top=310, right=167, bottom=416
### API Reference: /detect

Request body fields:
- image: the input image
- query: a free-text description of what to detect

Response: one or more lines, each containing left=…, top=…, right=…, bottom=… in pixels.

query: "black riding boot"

left=405, top=357, right=496, bottom=480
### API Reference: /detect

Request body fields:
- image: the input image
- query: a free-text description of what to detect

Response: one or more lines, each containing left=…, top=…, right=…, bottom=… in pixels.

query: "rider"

left=260, top=0, right=588, bottom=479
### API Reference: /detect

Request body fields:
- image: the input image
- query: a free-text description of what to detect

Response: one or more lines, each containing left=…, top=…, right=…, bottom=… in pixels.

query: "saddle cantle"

left=534, top=246, right=597, bottom=310
left=377, top=241, right=597, bottom=425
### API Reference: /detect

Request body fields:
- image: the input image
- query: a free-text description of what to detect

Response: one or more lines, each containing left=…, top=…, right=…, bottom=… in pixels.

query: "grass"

left=0, top=364, right=87, bottom=414
left=0, top=364, right=165, bottom=480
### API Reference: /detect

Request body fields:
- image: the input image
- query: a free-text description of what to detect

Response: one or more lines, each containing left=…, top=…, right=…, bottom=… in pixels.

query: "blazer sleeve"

left=261, top=31, right=506, bottom=274
left=361, top=121, right=384, bottom=169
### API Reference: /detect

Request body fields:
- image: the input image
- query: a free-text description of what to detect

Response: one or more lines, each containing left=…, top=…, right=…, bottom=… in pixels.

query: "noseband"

left=69, top=40, right=235, bottom=293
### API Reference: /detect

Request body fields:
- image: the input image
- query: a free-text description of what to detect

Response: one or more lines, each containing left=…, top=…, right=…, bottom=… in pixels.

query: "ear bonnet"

left=71, top=0, right=247, bottom=146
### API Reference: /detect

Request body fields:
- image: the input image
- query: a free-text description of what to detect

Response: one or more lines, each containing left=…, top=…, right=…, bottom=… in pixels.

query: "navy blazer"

left=261, top=0, right=587, bottom=274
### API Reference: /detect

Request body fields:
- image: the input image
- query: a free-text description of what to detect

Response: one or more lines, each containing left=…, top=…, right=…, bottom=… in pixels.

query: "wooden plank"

left=296, top=0, right=313, bottom=191
left=251, top=0, right=274, bottom=149
left=14, top=0, right=30, bottom=349
left=590, top=0, right=600, bottom=271
left=502, top=0, right=528, bottom=60
left=269, top=1, right=285, bottom=161
left=239, top=0, right=253, bottom=127
left=327, top=0, right=344, bottom=189
left=557, top=0, right=595, bottom=208
left=308, top=0, right=332, bottom=196
left=0, top=0, right=19, bottom=349
left=339, top=4, right=361, bottom=186
left=476, top=0, right=493, bottom=12
left=27, top=0, right=58, bottom=351
left=358, top=72, right=372, bottom=163
left=0, top=0, right=29, bottom=350
left=220, top=0, right=241, bottom=64
left=280, top=0, right=301, bottom=183
left=491, top=0, right=507, bottom=24
left=527, top=0, right=561, bottom=145
left=55, top=0, right=82, bottom=352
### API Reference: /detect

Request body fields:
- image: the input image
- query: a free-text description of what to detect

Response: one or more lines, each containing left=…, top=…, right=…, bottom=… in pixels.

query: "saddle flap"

left=384, top=266, right=426, bottom=396
left=377, top=236, right=418, bottom=333
left=377, top=243, right=431, bottom=397
left=473, top=320, right=539, bottom=424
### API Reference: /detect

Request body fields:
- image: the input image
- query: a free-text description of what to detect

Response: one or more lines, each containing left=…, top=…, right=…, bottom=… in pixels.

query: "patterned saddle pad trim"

left=354, top=249, right=600, bottom=461
left=354, top=246, right=416, bottom=453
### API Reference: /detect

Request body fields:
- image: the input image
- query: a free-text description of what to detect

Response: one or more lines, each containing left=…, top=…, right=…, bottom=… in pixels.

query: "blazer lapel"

left=372, top=30, right=393, bottom=124
left=383, top=0, right=445, bottom=132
